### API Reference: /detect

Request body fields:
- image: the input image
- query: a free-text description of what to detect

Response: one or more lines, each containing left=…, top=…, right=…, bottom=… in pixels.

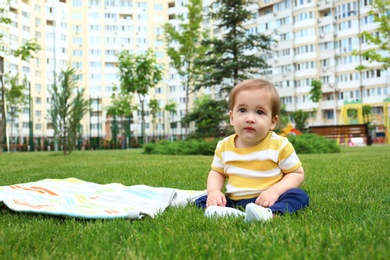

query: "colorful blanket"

left=0, top=178, right=206, bottom=219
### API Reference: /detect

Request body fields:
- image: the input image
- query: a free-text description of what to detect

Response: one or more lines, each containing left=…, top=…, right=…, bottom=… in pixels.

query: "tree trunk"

left=0, top=56, right=5, bottom=154
left=138, top=93, right=146, bottom=145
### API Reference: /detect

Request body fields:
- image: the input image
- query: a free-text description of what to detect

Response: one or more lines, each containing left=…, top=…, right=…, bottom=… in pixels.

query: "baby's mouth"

left=244, top=127, right=255, bottom=131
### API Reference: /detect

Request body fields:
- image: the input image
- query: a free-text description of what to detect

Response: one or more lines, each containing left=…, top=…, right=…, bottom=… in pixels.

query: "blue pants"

left=194, top=188, right=309, bottom=214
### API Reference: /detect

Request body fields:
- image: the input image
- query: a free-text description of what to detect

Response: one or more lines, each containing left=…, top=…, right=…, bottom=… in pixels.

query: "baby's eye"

left=238, top=108, right=246, bottom=113
left=256, top=110, right=264, bottom=115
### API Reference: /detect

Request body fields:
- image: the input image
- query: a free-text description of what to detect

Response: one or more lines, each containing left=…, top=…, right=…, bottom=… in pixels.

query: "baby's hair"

left=229, top=78, right=280, bottom=118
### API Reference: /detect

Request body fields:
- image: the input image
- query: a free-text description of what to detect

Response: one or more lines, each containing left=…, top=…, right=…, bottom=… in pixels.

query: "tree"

left=291, top=110, right=309, bottom=132
left=309, top=80, right=322, bottom=103
left=353, top=0, right=390, bottom=70
left=362, top=105, right=372, bottom=124
left=47, top=67, right=89, bottom=155
left=182, top=95, right=229, bottom=138
left=117, top=49, right=164, bottom=145
left=1, top=1, right=41, bottom=152
left=194, top=0, right=273, bottom=96
left=4, top=74, right=27, bottom=145
left=149, top=99, right=160, bottom=141
left=0, top=1, right=11, bottom=45
left=106, top=91, right=135, bottom=148
left=162, top=0, right=207, bottom=136
left=164, top=100, right=178, bottom=139
left=274, top=104, right=289, bottom=134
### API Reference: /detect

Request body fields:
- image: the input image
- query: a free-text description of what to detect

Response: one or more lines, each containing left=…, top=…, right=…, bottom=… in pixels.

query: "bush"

left=143, top=139, right=220, bottom=155
left=288, top=133, right=341, bottom=154
left=144, top=134, right=340, bottom=155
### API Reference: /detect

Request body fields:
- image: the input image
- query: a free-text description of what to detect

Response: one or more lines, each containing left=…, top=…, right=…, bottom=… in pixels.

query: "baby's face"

left=229, top=88, right=278, bottom=148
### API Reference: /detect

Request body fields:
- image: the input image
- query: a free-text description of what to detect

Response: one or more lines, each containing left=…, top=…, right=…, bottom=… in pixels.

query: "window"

left=72, top=13, right=82, bottom=20
left=89, top=62, right=102, bottom=68
left=154, top=4, right=163, bottom=10
left=327, top=110, right=334, bottom=119
left=72, top=50, right=82, bottom=56
left=89, top=12, right=99, bottom=19
left=155, top=52, right=163, bottom=58
left=73, top=62, right=83, bottom=69
left=119, top=0, right=132, bottom=7
left=89, top=49, right=100, bottom=55
left=72, top=0, right=82, bottom=7
left=90, top=0, right=100, bottom=6
left=90, top=123, right=102, bottom=130
left=90, top=24, right=101, bottom=30
left=35, top=84, right=42, bottom=92
left=73, top=37, right=83, bottom=45
left=22, top=25, right=30, bottom=32
left=34, top=4, right=41, bottom=12
left=73, top=25, right=82, bottom=33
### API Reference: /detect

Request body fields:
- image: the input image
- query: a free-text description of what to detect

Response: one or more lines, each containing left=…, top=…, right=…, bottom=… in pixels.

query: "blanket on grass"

left=0, top=178, right=206, bottom=219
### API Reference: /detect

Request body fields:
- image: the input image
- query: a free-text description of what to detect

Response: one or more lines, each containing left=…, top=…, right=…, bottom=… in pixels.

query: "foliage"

left=309, top=80, right=322, bottom=103
left=149, top=99, right=160, bottom=140
left=105, top=91, right=135, bottom=146
left=164, top=101, right=177, bottom=115
left=362, top=105, right=372, bottom=124
left=117, top=49, right=163, bottom=145
left=12, top=40, right=42, bottom=61
left=0, top=0, right=11, bottom=45
left=287, top=134, right=341, bottom=154
left=274, top=103, right=289, bottom=133
left=352, top=0, right=390, bottom=70
left=4, top=73, right=27, bottom=110
left=162, top=0, right=207, bottom=135
left=181, top=95, right=229, bottom=138
left=144, top=139, right=220, bottom=155
left=144, top=133, right=341, bottom=156
left=164, top=100, right=178, bottom=136
left=0, top=1, right=41, bottom=152
left=347, top=108, right=358, bottom=118
left=291, top=109, right=309, bottom=131
left=3, top=74, right=27, bottom=143
left=46, top=67, right=89, bottom=155
left=194, top=0, right=273, bottom=96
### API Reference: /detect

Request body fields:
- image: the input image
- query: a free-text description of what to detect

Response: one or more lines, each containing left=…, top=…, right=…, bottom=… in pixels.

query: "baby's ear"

left=270, top=115, right=279, bottom=130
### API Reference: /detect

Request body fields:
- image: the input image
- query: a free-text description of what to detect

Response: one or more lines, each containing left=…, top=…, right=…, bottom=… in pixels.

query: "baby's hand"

left=206, top=190, right=227, bottom=207
left=255, top=188, right=280, bottom=208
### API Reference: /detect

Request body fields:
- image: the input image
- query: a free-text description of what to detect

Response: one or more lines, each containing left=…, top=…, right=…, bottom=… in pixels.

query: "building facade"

left=0, top=0, right=388, bottom=149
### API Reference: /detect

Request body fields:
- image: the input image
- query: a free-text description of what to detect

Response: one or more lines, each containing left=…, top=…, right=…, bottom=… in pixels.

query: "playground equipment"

left=280, top=123, right=301, bottom=137
left=339, top=99, right=390, bottom=145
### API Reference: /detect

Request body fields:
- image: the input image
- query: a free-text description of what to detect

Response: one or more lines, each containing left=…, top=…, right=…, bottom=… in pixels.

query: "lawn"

left=0, top=146, right=389, bottom=259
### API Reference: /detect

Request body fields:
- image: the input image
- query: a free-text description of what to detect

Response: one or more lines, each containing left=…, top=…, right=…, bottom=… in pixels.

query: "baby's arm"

left=256, top=166, right=305, bottom=208
left=206, top=170, right=227, bottom=207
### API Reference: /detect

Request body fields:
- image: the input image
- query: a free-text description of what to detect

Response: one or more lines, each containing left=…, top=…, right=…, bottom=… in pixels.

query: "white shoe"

left=245, top=203, right=273, bottom=222
left=205, top=206, right=245, bottom=218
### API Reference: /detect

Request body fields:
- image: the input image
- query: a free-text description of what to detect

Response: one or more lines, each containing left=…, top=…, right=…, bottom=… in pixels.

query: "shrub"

left=144, top=134, right=340, bottom=155
left=143, top=139, right=220, bottom=155
left=288, top=133, right=341, bottom=154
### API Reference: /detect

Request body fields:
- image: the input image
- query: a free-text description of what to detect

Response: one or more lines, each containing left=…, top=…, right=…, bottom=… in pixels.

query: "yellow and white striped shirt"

left=211, top=131, right=302, bottom=200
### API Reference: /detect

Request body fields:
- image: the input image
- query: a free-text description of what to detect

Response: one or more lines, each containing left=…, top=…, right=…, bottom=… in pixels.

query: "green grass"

left=0, top=146, right=389, bottom=259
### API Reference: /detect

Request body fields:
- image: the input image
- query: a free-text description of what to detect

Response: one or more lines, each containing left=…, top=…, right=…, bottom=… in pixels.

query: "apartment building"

left=261, top=0, right=389, bottom=128
left=1, top=0, right=176, bottom=147
left=0, top=0, right=388, bottom=148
